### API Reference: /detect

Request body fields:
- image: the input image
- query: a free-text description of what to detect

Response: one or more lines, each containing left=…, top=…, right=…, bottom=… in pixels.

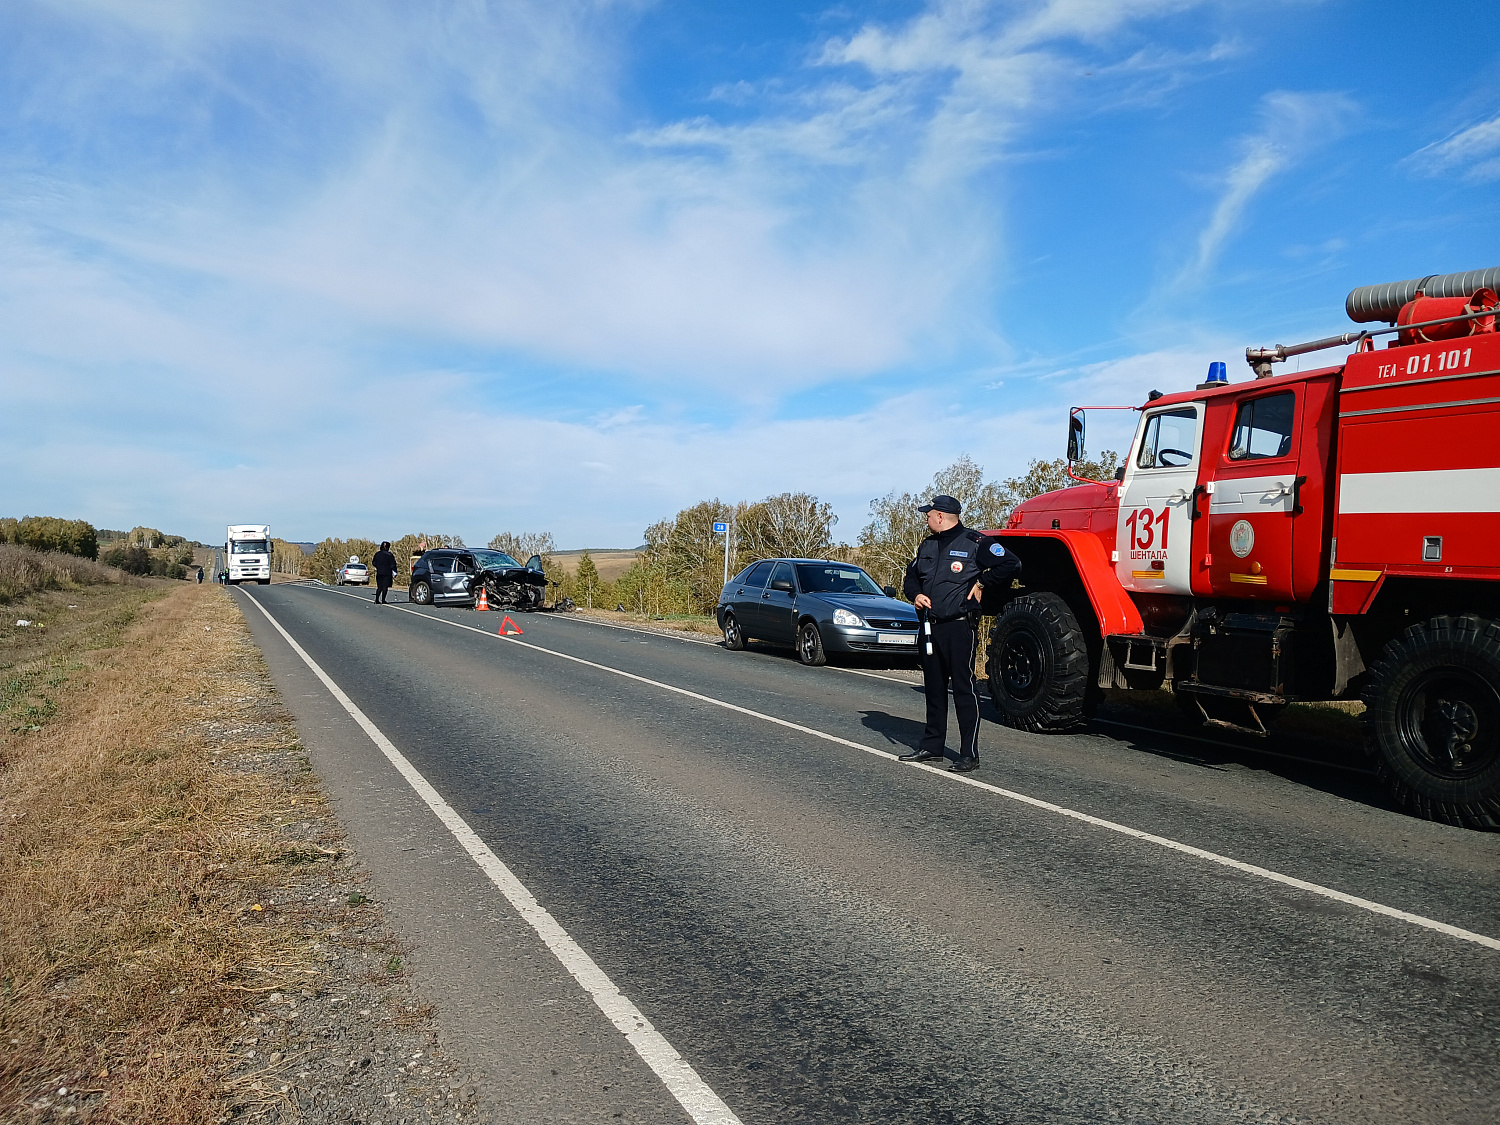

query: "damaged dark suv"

left=408, top=548, right=548, bottom=610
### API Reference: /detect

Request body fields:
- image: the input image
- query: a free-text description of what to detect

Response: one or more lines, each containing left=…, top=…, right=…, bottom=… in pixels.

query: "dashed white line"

left=239, top=588, right=743, bottom=1125
left=273, top=584, right=1500, bottom=951
left=286, top=586, right=1500, bottom=954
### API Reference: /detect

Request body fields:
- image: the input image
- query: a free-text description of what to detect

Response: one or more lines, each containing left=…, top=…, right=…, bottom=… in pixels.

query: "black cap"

left=918, top=494, right=962, bottom=515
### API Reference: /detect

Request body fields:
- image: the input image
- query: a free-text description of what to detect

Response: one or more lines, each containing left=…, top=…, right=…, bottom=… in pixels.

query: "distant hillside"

left=548, top=548, right=641, bottom=582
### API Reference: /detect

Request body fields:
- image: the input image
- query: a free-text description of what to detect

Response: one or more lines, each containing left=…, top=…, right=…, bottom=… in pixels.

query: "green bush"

left=0, top=516, right=99, bottom=560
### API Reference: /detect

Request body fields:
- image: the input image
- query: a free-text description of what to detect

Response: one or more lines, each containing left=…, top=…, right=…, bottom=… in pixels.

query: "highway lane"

left=235, top=581, right=1500, bottom=1124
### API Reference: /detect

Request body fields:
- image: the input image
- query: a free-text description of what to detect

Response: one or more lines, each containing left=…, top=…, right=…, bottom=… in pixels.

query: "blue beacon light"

left=1206, top=361, right=1228, bottom=384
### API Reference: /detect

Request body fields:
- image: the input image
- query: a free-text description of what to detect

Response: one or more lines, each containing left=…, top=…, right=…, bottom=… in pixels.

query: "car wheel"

left=797, top=621, right=827, bottom=666
left=411, top=581, right=433, bottom=606
left=722, top=612, right=746, bottom=650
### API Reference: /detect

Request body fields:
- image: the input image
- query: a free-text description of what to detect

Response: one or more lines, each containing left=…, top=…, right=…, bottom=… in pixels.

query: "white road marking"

left=312, top=584, right=923, bottom=690
left=238, top=589, right=743, bottom=1125
left=321, top=590, right=1500, bottom=954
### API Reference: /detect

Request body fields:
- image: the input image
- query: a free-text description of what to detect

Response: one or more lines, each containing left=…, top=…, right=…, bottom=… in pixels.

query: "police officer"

left=898, top=494, right=1020, bottom=772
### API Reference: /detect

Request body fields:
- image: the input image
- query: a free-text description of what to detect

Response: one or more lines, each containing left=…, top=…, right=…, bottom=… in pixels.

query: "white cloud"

left=1174, top=90, right=1357, bottom=288
left=1, top=0, right=1304, bottom=546
left=1406, top=111, right=1500, bottom=183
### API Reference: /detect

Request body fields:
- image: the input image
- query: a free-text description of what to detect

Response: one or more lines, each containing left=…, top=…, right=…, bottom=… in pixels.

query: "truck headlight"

left=832, top=608, right=866, bottom=627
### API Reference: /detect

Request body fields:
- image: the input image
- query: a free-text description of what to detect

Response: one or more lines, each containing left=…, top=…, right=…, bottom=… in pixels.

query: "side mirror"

left=883, top=585, right=898, bottom=598
left=1067, top=411, right=1085, bottom=462
left=770, top=578, right=794, bottom=592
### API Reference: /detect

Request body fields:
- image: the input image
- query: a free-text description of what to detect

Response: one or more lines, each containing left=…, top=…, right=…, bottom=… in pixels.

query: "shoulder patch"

left=990, top=542, right=1006, bottom=556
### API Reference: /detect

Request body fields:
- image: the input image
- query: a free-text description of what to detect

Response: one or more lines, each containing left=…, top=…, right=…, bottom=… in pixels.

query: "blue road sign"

left=713, top=522, right=728, bottom=534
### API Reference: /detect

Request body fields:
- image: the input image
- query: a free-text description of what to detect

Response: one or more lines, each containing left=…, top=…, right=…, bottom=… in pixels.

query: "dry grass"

left=571, top=607, right=721, bottom=636
left=0, top=584, right=322, bottom=1123
left=547, top=550, right=640, bottom=583
left=0, top=545, right=146, bottom=605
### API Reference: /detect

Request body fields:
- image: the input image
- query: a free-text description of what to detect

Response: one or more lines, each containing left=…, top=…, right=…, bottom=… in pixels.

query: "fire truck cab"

left=989, top=266, right=1500, bottom=829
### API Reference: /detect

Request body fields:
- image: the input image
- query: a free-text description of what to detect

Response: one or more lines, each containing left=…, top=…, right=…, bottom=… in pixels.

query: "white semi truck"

left=225, top=524, right=272, bottom=585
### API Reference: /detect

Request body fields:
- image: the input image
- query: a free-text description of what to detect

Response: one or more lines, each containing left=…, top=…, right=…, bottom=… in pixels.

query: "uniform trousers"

left=919, top=615, right=982, bottom=760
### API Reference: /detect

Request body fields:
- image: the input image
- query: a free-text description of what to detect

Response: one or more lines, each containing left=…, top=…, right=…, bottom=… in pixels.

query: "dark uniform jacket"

left=372, top=549, right=397, bottom=580
left=903, top=522, right=1021, bottom=620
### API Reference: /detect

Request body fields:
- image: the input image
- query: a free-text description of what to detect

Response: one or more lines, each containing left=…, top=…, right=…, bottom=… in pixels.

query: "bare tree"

left=1002, top=451, right=1121, bottom=503
left=488, top=531, right=556, bottom=567
left=740, top=492, right=837, bottom=561
left=857, top=456, right=1006, bottom=587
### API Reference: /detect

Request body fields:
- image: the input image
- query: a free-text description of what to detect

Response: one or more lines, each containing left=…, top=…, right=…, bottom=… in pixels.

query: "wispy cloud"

left=2, top=0, right=1373, bottom=546
left=1405, top=111, right=1500, bottom=183
left=1173, top=90, right=1357, bottom=288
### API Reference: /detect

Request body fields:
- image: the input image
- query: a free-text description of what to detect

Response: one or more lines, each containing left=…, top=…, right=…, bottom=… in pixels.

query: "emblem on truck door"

left=1230, top=519, right=1255, bottom=558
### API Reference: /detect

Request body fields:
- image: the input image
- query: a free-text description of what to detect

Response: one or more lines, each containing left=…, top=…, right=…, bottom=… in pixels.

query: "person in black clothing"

left=372, top=541, right=397, bottom=604
left=898, top=494, right=1020, bottom=773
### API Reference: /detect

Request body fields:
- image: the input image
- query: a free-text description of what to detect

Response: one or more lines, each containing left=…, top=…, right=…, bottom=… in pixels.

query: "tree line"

left=562, top=450, right=1121, bottom=618
left=301, top=449, right=1118, bottom=613
left=0, top=517, right=207, bottom=579
left=0, top=516, right=100, bottom=560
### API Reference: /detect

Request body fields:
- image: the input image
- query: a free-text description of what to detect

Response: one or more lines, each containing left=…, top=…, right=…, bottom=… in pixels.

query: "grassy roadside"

left=0, top=583, right=326, bottom=1122
left=1, top=584, right=163, bottom=741
left=568, top=607, right=722, bottom=637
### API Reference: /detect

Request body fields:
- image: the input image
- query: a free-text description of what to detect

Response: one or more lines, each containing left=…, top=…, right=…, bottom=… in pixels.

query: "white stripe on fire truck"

left=1338, top=467, right=1500, bottom=515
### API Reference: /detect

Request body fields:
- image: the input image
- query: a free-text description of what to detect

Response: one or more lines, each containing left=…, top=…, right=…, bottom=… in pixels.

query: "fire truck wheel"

left=1363, top=614, right=1500, bottom=830
left=986, top=592, right=1093, bottom=732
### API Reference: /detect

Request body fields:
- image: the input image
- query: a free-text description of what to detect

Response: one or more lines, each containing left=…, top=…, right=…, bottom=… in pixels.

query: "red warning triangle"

left=497, top=615, right=523, bottom=636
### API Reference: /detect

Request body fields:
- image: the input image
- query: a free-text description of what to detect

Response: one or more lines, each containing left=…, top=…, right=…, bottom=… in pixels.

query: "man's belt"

left=927, top=610, right=979, bottom=625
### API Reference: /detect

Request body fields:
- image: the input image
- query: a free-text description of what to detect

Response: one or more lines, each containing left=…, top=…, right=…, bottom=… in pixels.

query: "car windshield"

left=231, top=540, right=269, bottom=554
left=795, top=564, right=884, bottom=595
left=471, top=549, right=521, bottom=570
left=347, top=563, right=366, bottom=570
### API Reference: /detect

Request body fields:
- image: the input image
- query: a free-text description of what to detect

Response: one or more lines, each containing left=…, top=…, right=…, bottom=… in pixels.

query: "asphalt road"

left=233, top=582, right=1500, bottom=1125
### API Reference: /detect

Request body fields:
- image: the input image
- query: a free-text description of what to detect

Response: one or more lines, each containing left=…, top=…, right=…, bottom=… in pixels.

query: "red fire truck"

left=987, top=266, right=1500, bottom=829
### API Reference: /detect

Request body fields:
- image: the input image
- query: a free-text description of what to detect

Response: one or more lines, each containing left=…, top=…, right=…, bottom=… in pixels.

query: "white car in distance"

left=337, top=561, right=370, bottom=586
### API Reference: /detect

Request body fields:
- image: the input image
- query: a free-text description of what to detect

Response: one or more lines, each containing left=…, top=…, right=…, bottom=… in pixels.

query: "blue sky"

left=2, top=0, right=1497, bottom=548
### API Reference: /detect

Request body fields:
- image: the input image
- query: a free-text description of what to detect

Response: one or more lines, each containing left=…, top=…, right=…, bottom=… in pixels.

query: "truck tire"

left=1363, top=614, right=1500, bottom=829
left=986, top=592, right=1093, bottom=732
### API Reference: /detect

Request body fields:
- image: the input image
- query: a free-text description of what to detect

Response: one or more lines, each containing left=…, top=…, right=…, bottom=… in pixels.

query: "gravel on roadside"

left=211, top=671, right=497, bottom=1125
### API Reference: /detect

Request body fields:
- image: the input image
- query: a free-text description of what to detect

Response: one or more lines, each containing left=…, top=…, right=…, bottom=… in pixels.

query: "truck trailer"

left=225, top=524, right=272, bottom=585
left=987, top=266, right=1500, bottom=829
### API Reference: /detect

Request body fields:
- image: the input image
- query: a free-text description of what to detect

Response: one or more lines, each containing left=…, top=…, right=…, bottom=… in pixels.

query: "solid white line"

left=237, top=589, right=743, bottom=1125
left=346, top=593, right=1500, bottom=954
